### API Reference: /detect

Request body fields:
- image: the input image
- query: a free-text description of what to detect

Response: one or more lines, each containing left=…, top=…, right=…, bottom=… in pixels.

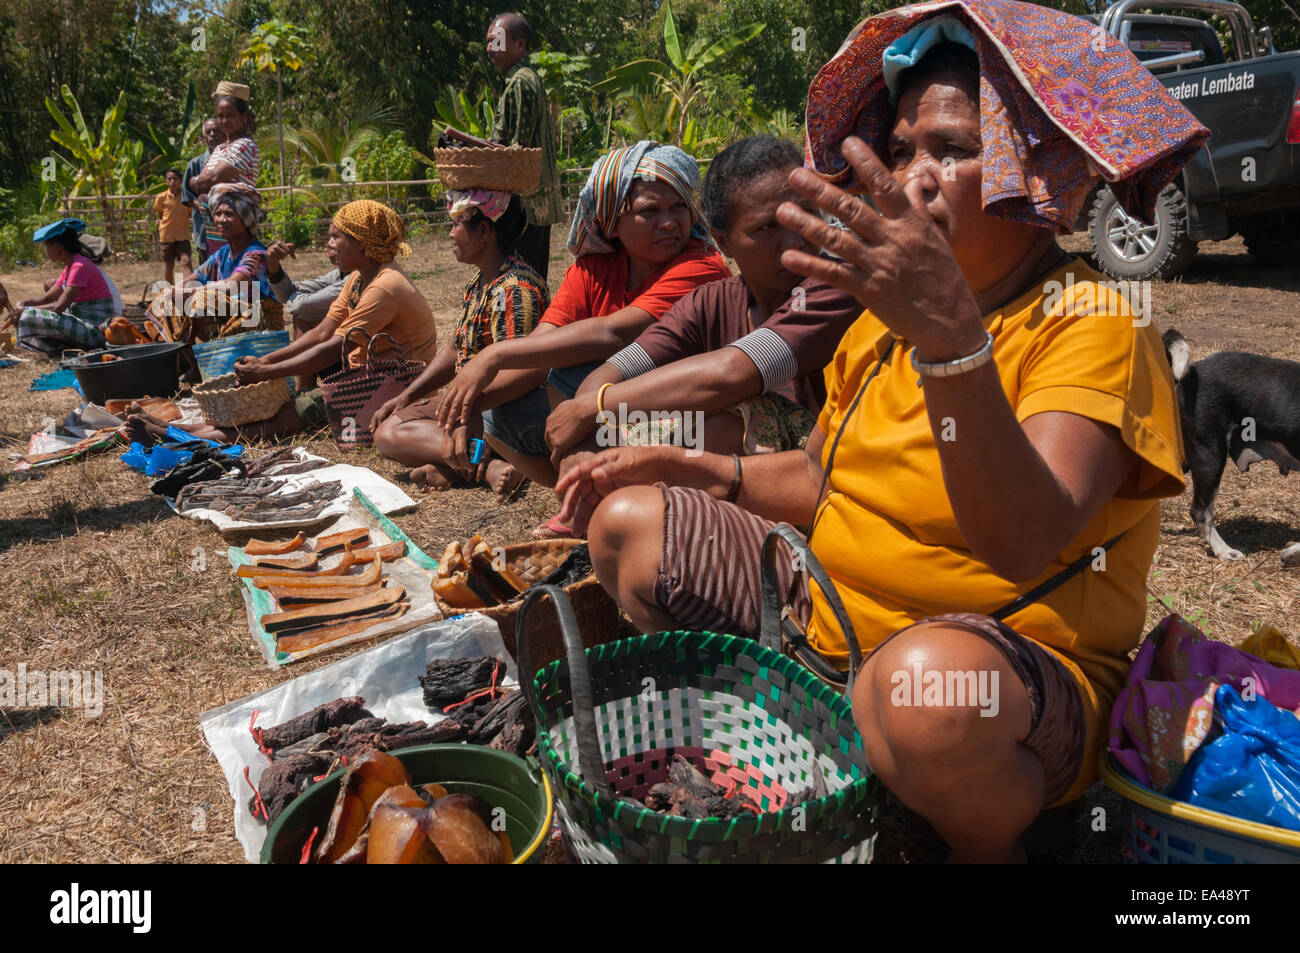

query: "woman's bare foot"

left=485, top=458, right=526, bottom=503
left=409, top=463, right=457, bottom=492
left=124, top=413, right=167, bottom=446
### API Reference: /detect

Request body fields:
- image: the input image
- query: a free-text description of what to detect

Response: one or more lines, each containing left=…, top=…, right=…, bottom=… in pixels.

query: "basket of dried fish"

left=516, top=532, right=882, bottom=864
left=194, top=372, right=291, bottom=427
left=432, top=535, right=621, bottom=670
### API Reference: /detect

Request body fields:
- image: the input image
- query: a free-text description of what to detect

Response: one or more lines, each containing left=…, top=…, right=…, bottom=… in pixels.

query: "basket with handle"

left=318, top=327, right=426, bottom=449
left=516, top=524, right=882, bottom=863
left=433, top=538, right=622, bottom=671
left=433, top=145, right=542, bottom=192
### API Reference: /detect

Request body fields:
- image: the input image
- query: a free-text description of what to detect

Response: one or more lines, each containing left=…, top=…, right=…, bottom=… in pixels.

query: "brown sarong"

left=654, top=484, right=1086, bottom=804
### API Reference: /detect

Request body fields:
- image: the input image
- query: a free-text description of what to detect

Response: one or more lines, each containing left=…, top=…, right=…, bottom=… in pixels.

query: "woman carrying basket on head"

left=556, top=0, right=1206, bottom=862
left=189, top=82, right=260, bottom=260
left=128, top=200, right=437, bottom=445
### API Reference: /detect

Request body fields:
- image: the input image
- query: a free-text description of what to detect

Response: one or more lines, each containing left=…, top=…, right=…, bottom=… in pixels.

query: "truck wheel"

left=1088, top=184, right=1198, bottom=280
left=1242, top=213, right=1300, bottom=267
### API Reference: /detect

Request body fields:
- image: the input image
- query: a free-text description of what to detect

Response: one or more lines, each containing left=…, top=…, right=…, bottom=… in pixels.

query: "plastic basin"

left=66, top=342, right=188, bottom=403
left=260, top=743, right=554, bottom=864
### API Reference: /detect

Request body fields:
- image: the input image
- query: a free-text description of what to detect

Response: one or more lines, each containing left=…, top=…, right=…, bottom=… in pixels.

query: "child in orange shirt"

left=154, top=169, right=193, bottom=283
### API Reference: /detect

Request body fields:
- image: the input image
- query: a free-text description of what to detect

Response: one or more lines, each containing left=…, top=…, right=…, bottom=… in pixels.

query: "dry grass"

left=1, top=234, right=1298, bottom=864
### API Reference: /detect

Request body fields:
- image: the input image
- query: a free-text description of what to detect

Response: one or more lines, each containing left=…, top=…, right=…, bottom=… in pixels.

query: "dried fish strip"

left=244, top=532, right=306, bottom=556
left=275, top=603, right=409, bottom=654
left=260, top=585, right=405, bottom=633
left=242, top=446, right=296, bottom=476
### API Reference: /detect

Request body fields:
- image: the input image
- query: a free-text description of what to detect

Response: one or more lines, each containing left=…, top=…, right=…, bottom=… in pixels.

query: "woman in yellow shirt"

left=555, top=3, right=1208, bottom=862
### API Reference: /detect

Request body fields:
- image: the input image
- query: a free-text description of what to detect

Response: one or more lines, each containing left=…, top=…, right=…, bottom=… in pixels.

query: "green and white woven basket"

left=517, top=555, right=882, bottom=864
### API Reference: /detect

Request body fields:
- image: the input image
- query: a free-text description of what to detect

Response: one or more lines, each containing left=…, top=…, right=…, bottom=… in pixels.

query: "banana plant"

left=45, top=84, right=135, bottom=246
left=432, top=85, right=496, bottom=142
left=592, top=1, right=765, bottom=148
left=127, top=81, right=202, bottom=180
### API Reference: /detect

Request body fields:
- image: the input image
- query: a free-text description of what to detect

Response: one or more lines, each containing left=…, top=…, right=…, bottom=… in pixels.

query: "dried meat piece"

left=259, top=697, right=374, bottom=751
left=469, top=690, right=530, bottom=745
left=419, top=657, right=503, bottom=710
left=254, top=751, right=335, bottom=823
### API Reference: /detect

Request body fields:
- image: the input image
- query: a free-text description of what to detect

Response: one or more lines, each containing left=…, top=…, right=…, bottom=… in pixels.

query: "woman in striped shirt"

left=191, top=83, right=260, bottom=258
left=371, top=190, right=548, bottom=501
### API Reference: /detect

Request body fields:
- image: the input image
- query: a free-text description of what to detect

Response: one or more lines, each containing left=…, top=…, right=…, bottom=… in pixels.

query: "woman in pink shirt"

left=8, top=219, right=116, bottom=355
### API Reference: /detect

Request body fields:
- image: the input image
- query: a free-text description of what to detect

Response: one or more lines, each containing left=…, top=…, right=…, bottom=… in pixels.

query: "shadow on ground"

left=0, top=497, right=169, bottom=555
left=0, top=707, right=62, bottom=742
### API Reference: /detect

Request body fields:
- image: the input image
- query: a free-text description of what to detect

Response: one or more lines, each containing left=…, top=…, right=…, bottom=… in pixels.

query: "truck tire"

left=1241, top=213, right=1300, bottom=268
left=1087, top=183, right=1198, bottom=280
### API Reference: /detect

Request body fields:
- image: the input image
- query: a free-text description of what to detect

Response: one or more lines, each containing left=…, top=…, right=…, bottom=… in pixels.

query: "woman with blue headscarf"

left=434, top=142, right=730, bottom=516
left=4, top=219, right=117, bottom=355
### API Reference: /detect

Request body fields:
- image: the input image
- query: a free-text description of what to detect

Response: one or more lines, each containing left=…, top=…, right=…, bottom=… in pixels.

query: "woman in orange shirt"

left=127, top=200, right=435, bottom=444
left=555, top=3, right=1207, bottom=862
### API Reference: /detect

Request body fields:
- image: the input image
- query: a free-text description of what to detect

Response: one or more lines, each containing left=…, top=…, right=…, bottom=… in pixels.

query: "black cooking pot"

left=66, top=342, right=191, bottom=404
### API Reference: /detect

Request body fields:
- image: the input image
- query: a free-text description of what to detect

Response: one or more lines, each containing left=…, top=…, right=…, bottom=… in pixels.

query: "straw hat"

left=212, top=81, right=251, bottom=102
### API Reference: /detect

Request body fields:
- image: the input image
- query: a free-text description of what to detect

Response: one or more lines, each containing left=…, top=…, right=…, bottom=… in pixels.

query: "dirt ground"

left=0, top=232, right=1297, bottom=864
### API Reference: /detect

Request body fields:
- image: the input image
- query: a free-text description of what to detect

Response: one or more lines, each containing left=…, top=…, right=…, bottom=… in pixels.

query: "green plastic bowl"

left=260, top=743, right=554, bottom=864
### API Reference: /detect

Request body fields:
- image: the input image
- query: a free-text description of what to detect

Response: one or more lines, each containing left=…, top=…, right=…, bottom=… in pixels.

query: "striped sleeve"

left=607, top=342, right=657, bottom=379
left=728, top=327, right=799, bottom=392
left=494, top=276, right=545, bottom=344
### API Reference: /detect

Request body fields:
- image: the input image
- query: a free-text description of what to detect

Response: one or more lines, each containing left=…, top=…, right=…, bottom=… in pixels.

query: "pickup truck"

left=1081, top=0, right=1300, bottom=279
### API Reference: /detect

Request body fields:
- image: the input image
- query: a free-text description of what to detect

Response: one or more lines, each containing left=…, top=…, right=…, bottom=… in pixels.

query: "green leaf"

left=663, top=1, right=684, bottom=71
left=591, top=59, right=671, bottom=96
left=694, top=23, right=766, bottom=71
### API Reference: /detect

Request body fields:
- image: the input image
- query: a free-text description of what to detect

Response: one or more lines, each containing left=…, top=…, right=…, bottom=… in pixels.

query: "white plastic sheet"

left=170, top=447, right=417, bottom=535
left=198, top=613, right=511, bottom=863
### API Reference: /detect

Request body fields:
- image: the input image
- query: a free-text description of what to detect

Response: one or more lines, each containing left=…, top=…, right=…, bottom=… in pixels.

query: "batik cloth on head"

left=332, top=199, right=411, bottom=262
left=447, top=189, right=514, bottom=222
left=566, top=141, right=709, bottom=257
left=803, top=0, right=1210, bottom=232
left=208, top=181, right=264, bottom=235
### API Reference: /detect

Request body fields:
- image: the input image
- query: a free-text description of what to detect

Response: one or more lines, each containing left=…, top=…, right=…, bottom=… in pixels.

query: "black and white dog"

left=1162, top=329, right=1300, bottom=560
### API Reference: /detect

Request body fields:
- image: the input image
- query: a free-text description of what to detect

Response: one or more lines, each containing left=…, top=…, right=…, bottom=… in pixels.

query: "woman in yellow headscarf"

left=127, top=200, right=438, bottom=444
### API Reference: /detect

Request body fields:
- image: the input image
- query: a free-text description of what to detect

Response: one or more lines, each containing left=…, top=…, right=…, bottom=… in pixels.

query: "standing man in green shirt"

left=486, top=12, right=565, bottom=281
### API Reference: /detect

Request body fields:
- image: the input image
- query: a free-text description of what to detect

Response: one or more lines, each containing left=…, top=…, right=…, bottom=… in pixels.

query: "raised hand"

left=775, top=136, right=986, bottom=363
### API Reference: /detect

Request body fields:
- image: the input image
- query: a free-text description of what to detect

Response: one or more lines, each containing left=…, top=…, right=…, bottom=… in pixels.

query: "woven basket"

left=433, top=145, right=542, bottom=192
left=193, top=372, right=291, bottom=427
left=434, top=538, right=621, bottom=670
left=516, top=581, right=882, bottom=864
left=1100, top=752, right=1300, bottom=863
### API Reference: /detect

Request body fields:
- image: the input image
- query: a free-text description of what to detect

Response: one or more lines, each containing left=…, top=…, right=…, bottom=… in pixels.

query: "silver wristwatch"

left=910, top=330, right=994, bottom=382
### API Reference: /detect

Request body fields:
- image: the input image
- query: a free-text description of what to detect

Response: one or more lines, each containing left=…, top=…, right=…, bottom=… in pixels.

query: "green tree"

left=239, top=18, right=312, bottom=189
left=592, top=1, right=766, bottom=148
left=45, top=84, right=138, bottom=245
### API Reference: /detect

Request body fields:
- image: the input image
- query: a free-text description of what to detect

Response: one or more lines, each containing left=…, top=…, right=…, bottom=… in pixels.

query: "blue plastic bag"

left=120, top=435, right=244, bottom=475
left=1173, top=683, right=1300, bottom=832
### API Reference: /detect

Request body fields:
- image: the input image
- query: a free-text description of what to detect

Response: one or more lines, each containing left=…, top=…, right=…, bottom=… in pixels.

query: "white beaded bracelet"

left=910, top=330, right=994, bottom=382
